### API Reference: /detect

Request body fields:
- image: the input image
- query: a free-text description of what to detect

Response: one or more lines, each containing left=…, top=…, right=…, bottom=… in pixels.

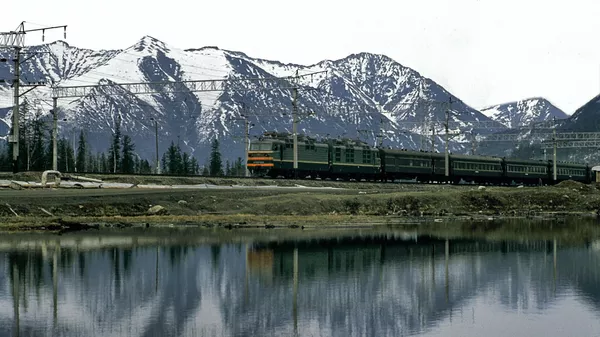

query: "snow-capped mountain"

left=480, top=97, right=569, bottom=128
left=0, top=36, right=505, bottom=164
left=557, top=93, right=600, bottom=132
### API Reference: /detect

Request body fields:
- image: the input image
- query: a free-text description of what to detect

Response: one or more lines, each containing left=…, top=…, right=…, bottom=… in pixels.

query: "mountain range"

left=0, top=36, right=578, bottom=164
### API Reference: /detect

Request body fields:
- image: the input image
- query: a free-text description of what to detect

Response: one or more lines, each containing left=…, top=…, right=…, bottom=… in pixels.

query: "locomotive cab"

left=247, top=140, right=283, bottom=177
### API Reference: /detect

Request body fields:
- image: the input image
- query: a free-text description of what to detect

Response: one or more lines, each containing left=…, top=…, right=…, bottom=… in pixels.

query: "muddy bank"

left=0, top=179, right=597, bottom=232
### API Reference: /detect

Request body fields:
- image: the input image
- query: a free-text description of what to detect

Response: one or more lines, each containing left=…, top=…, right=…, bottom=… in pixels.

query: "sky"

left=4, top=0, right=600, bottom=114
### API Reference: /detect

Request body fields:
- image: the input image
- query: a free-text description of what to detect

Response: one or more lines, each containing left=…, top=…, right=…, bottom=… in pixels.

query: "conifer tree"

left=121, top=135, right=135, bottom=174
left=108, top=116, right=122, bottom=173
left=66, top=139, right=75, bottom=172
left=166, top=141, right=181, bottom=174
left=182, top=152, right=190, bottom=175
left=0, top=141, right=9, bottom=171
left=225, top=160, right=231, bottom=176
left=190, top=157, right=199, bottom=175
left=209, top=139, right=223, bottom=176
left=87, top=150, right=97, bottom=173
left=234, top=157, right=244, bottom=176
left=76, top=130, right=87, bottom=172
left=57, top=138, right=67, bottom=172
left=30, top=117, right=47, bottom=171
left=139, top=159, right=152, bottom=174
left=161, top=153, right=168, bottom=174
left=133, top=155, right=140, bottom=174
left=100, top=152, right=109, bottom=173
left=19, top=98, right=32, bottom=171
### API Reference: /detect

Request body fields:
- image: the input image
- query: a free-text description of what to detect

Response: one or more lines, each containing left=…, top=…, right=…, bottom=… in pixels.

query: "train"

left=246, top=132, right=593, bottom=185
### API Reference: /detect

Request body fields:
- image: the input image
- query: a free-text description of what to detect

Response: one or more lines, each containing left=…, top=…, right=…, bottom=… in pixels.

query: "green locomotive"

left=248, top=132, right=380, bottom=179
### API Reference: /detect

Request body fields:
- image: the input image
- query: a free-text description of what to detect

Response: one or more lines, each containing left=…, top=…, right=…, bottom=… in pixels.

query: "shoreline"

left=0, top=211, right=597, bottom=234
left=0, top=175, right=598, bottom=232
left=2, top=214, right=600, bottom=246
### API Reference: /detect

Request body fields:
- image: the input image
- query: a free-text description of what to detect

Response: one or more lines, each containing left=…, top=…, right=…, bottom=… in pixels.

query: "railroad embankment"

left=0, top=173, right=597, bottom=232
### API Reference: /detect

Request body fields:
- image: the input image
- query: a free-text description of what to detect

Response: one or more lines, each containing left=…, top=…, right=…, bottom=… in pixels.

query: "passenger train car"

left=247, top=132, right=592, bottom=185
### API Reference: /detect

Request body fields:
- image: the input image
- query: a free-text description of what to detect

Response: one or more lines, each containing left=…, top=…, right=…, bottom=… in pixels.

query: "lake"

left=1, top=223, right=600, bottom=336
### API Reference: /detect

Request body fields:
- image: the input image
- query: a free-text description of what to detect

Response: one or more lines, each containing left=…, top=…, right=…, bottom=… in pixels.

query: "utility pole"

left=430, top=127, right=436, bottom=153
left=72, top=127, right=76, bottom=172
left=52, top=97, right=58, bottom=170
left=444, top=98, right=451, bottom=178
left=1, top=22, right=67, bottom=173
left=155, top=120, right=159, bottom=174
left=244, top=115, right=250, bottom=177
left=377, top=117, right=386, bottom=148
left=239, top=101, right=250, bottom=177
left=441, top=98, right=460, bottom=180
left=292, top=69, right=299, bottom=178
left=113, top=115, right=121, bottom=174
left=226, top=102, right=253, bottom=177
left=553, top=116, right=557, bottom=182
left=150, top=117, right=159, bottom=174
left=11, top=48, right=20, bottom=173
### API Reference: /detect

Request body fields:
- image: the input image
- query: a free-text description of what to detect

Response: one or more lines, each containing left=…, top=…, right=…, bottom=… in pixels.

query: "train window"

left=250, top=143, right=272, bottom=151
left=362, top=150, right=371, bottom=164
left=346, top=149, right=354, bottom=163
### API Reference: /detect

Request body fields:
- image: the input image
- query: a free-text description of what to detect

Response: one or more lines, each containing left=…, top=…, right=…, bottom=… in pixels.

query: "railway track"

left=0, top=170, right=564, bottom=188
left=2, top=170, right=422, bottom=184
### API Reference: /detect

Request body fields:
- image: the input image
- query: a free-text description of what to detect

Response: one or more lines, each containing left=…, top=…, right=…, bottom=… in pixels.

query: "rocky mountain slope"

left=1, top=36, right=509, bottom=164
left=557, top=93, right=600, bottom=132
left=480, top=97, right=569, bottom=128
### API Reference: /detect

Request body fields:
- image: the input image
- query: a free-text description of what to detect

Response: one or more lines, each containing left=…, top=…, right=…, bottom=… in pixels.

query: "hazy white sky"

left=5, top=0, right=600, bottom=113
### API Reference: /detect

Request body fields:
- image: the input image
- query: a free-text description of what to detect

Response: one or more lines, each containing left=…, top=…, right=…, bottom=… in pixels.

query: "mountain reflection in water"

left=0, top=228, right=600, bottom=336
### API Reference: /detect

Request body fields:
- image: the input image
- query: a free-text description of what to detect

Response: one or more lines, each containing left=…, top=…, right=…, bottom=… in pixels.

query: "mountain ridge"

left=480, top=97, right=569, bottom=128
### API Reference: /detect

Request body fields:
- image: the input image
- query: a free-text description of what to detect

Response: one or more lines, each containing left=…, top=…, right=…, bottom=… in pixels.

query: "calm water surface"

left=1, top=226, right=600, bottom=336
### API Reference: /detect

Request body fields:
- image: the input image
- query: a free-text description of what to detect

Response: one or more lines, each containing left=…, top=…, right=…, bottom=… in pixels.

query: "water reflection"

left=0, top=228, right=600, bottom=336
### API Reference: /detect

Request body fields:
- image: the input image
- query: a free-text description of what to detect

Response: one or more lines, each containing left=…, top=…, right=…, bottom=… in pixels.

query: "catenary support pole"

left=553, top=124, right=557, bottom=182
left=2, top=23, right=67, bottom=173
left=431, top=127, right=435, bottom=153
left=292, top=70, right=299, bottom=178
left=244, top=117, right=250, bottom=177
left=154, top=119, right=159, bottom=174
left=11, top=48, right=21, bottom=173
left=444, top=99, right=451, bottom=178
left=52, top=97, right=58, bottom=171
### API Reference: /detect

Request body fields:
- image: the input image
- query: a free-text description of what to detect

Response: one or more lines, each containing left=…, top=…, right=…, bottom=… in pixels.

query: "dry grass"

left=0, top=179, right=598, bottom=232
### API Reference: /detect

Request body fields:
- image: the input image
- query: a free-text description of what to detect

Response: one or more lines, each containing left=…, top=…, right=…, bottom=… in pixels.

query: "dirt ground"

left=0, top=176, right=598, bottom=232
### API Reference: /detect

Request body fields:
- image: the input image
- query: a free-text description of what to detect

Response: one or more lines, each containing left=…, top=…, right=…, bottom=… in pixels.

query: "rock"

left=147, top=205, right=167, bottom=215
left=9, top=181, right=24, bottom=190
